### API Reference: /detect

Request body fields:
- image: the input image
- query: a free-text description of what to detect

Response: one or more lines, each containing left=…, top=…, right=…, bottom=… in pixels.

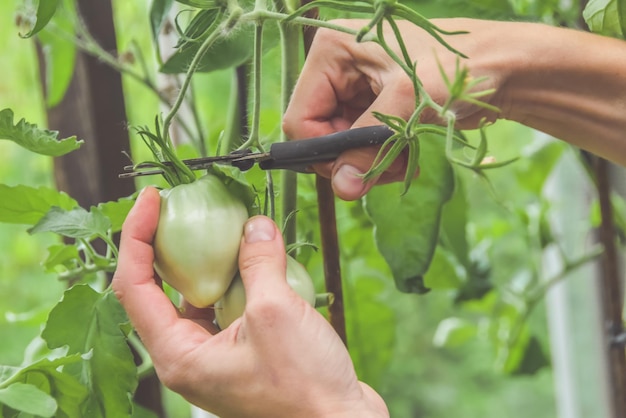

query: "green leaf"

left=37, top=0, right=77, bottom=107
left=0, top=184, right=77, bottom=226
left=0, top=383, right=56, bottom=417
left=363, top=134, right=454, bottom=293
left=151, top=0, right=174, bottom=42
left=512, top=335, right=550, bottom=376
left=97, top=196, right=136, bottom=233
left=423, top=246, right=463, bottom=290
left=0, top=355, right=87, bottom=418
left=20, top=0, right=60, bottom=38
left=0, top=109, right=83, bottom=156
left=346, top=276, right=395, bottom=388
left=583, top=0, right=626, bottom=38
left=28, top=206, right=111, bottom=239
left=43, top=244, right=80, bottom=273
left=161, top=14, right=280, bottom=74
left=132, top=402, right=160, bottom=418
left=42, top=286, right=136, bottom=418
left=439, top=173, right=470, bottom=267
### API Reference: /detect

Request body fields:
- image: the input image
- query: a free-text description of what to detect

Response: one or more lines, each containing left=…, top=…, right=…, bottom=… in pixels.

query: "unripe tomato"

left=214, top=255, right=316, bottom=329
left=154, top=174, right=249, bottom=308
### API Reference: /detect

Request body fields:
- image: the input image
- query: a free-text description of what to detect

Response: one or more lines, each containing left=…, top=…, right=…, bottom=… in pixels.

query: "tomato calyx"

left=133, top=116, right=196, bottom=187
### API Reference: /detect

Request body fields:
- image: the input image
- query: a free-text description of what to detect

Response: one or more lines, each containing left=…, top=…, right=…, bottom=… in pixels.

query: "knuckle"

left=239, top=252, right=282, bottom=275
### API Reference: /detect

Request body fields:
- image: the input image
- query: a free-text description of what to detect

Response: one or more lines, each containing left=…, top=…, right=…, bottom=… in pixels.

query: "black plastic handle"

left=258, top=126, right=394, bottom=172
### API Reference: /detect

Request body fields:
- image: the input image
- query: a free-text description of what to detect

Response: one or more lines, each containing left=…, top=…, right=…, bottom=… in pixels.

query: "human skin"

left=283, top=18, right=626, bottom=200
left=112, top=187, right=389, bottom=418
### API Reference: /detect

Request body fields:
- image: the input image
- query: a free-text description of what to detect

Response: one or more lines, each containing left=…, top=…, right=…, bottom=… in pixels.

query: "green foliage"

left=0, top=108, right=82, bottom=157
left=18, top=0, right=59, bottom=38
left=0, top=184, right=77, bottom=225
left=36, top=0, right=77, bottom=107
left=364, top=134, right=454, bottom=293
left=42, top=286, right=137, bottom=417
left=0, top=355, right=87, bottom=418
left=583, top=0, right=626, bottom=38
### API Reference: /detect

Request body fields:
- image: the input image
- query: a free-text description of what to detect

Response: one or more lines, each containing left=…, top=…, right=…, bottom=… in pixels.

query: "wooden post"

left=593, top=156, right=626, bottom=418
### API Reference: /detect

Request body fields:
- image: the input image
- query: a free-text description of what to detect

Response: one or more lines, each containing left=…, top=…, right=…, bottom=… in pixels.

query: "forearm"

left=496, top=22, right=626, bottom=164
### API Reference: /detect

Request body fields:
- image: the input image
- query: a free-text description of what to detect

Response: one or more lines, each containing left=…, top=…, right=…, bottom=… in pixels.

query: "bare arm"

left=496, top=21, right=626, bottom=164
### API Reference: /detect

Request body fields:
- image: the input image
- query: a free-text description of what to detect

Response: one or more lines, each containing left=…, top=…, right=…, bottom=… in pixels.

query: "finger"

left=112, top=187, right=183, bottom=348
left=283, top=30, right=370, bottom=140
left=180, top=299, right=218, bottom=332
left=330, top=82, right=415, bottom=200
left=237, top=216, right=290, bottom=303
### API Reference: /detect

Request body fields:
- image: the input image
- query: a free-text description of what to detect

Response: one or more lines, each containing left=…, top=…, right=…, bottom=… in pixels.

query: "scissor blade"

left=119, top=150, right=269, bottom=178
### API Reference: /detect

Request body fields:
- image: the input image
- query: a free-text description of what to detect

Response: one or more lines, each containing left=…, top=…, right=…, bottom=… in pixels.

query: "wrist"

left=497, top=23, right=626, bottom=163
left=314, top=382, right=389, bottom=418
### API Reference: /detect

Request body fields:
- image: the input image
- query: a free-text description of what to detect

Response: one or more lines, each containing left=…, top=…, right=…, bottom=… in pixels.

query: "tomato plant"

left=0, top=0, right=624, bottom=416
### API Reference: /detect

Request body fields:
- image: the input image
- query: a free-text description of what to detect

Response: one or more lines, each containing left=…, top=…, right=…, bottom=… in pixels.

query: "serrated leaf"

left=363, top=134, right=454, bottom=293
left=42, top=286, right=136, bottom=418
left=0, top=184, right=77, bottom=226
left=43, top=244, right=80, bottom=272
left=583, top=0, right=626, bottom=38
left=0, top=355, right=86, bottom=418
left=20, top=0, right=60, bottom=38
left=0, top=383, right=56, bottom=417
left=0, top=109, right=83, bottom=156
left=28, top=206, right=110, bottom=239
left=97, top=196, right=136, bottom=233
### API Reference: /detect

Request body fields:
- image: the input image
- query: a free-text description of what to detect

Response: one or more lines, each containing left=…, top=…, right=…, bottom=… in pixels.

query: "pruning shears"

left=119, top=125, right=394, bottom=178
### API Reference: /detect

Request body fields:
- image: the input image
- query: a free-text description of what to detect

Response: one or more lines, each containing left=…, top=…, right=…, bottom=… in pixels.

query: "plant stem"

left=221, top=65, right=250, bottom=154
left=60, top=15, right=199, bottom=142
left=162, top=8, right=243, bottom=140
left=128, top=331, right=155, bottom=380
left=240, top=23, right=264, bottom=151
left=244, top=10, right=362, bottom=36
left=278, top=18, right=301, bottom=246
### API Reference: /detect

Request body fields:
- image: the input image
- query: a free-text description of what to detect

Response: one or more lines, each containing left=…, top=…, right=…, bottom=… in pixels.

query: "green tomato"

left=214, top=255, right=316, bottom=329
left=154, top=174, right=249, bottom=308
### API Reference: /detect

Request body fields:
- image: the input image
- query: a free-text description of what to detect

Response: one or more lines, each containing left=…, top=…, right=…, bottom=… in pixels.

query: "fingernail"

left=244, top=216, right=276, bottom=243
left=332, top=165, right=367, bottom=198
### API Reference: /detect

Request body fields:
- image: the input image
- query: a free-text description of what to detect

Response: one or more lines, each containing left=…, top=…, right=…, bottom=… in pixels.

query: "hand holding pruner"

left=119, top=126, right=393, bottom=178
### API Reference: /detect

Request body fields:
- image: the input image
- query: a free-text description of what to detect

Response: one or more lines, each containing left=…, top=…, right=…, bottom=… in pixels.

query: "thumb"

left=238, top=216, right=289, bottom=302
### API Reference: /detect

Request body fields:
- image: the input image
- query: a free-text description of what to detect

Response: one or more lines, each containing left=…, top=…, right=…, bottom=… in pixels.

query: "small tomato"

left=214, top=255, right=316, bottom=329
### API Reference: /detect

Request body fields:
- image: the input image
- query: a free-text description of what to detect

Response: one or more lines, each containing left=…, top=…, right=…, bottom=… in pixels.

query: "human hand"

left=283, top=18, right=503, bottom=200
left=112, top=187, right=389, bottom=418
left=285, top=17, right=626, bottom=184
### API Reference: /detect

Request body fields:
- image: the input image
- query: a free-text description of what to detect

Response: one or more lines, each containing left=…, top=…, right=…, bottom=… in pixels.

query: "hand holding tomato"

left=112, top=188, right=388, bottom=418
